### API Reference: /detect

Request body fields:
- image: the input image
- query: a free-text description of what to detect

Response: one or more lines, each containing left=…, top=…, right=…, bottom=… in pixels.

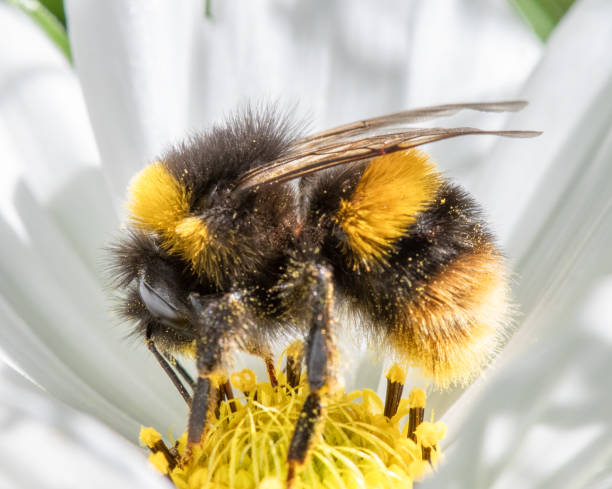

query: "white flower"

left=0, top=0, right=611, bottom=487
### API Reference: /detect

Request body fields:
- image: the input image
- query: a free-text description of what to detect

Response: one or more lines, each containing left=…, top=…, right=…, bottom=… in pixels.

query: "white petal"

left=0, top=364, right=171, bottom=489
left=0, top=5, right=187, bottom=437
left=423, top=215, right=612, bottom=487
left=64, top=0, right=201, bottom=200
left=428, top=0, right=612, bottom=417
left=187, top=1, right=414, bottom=130
left=422, top=0, right=612, bottom=486
left=187, top=0, right=540, bottom=147
left=472, top=0, right=612, bottom=364
left=473, top=0, right=612, bottom=257
left=408, top=0, right=543, bottom=187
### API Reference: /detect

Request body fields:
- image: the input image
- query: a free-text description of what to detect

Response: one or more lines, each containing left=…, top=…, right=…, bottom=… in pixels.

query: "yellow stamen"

left=230, top=369, right=257, bottom=394
left=415, top=421, right=447, bottom=448
left=149, top=451, right=170, bottom=475
left=139, top=426, right=162, bottom=449
left=386, top=363, right=407, bottom=384
left=142, top=366, right=445, bottom=489
left=409, top=388, right=426, bottom=409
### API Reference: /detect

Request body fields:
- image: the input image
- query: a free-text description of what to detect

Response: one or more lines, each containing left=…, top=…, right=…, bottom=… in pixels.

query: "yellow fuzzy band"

left=394, top=246, right=510, bottom=387
left=127, top=162, right=217, bottom=274
left=173, top=216, right=212, bottom=267
left=337, top=150, right=441, bottom=267
left=127, top=161, right=191, bottom=235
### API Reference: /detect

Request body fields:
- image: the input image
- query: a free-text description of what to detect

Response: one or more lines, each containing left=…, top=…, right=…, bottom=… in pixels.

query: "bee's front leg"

left=187, top=375, right=218, bottom=447
left=287, top=264, right=336, bottom=487
left=185, top=292, right=245, bottom=454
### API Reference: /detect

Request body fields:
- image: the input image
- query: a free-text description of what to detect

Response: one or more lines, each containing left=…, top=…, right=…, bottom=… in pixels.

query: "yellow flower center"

left=140, top=363, right=446, bottom=489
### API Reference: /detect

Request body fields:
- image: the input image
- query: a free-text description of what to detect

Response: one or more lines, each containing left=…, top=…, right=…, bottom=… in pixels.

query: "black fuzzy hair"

left=163, top=104, right=303, bottom=208
left=313, top=178, right=496, bottom=323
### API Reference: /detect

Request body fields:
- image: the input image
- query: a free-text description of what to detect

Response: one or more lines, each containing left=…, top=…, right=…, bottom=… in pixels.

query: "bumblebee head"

left=110, top=108, right=299, bottom=351
left=108, top=230, right=211, bottom=352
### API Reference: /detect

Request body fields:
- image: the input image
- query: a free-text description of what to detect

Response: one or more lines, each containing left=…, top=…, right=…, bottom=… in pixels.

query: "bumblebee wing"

left=236, top=126, right=540, bottom=190
left=293, top=100, right=529, bottom=150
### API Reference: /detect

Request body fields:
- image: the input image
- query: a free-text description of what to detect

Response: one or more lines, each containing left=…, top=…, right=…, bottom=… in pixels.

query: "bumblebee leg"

left=145, top=327, right=192, bottom=406
left=185, top=292, right=245, bottom=450
left=187, top=376, right=217, bottom=445
left=287, top=265, right=335, bottom=487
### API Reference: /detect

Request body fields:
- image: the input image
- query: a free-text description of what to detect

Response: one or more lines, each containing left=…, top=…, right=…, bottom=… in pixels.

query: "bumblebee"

left=108, top=101, right=538, bottom=483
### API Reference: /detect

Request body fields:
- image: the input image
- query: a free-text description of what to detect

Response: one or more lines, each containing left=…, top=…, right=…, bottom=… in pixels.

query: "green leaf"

left=6, top=0, right=71, bottom=63
left=39, top=0, right=66, bottom=28
left=510, top=0, right=577, bottom=41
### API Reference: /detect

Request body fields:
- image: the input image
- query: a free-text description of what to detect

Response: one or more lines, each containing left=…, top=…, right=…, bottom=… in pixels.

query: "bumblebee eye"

left=138, top=276, right=189, bottom=329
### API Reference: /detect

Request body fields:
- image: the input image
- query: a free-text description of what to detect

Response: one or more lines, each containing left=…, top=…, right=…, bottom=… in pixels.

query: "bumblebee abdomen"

left=390, top=243, right=509, bottom=387
left=309, top=153, right=511, bottom=387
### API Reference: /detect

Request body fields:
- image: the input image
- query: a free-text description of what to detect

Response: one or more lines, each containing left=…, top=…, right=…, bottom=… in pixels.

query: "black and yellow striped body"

left=110, top=110, right=509, bottom=387
left=305, top=152, right=508, bottom=386
left=108, top=107, right=514, bottom=474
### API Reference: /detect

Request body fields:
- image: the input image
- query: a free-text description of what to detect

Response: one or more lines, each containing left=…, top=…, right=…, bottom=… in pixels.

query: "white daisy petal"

left=423, top=206, right=612, bottom=488
left=474, top=0, right=612, bottom=257
left=0, top=4, right=187, bottom=437
left=64, top=0, right=201, bottom=200
left=469, top=0, right=612, bottom=366
left=0, top=363, right=170, bottom=489
left=187, top=1, right=416, bottom=128
left=407, top=0, right=541, bottom=106
left=0, top=295, right=138, bottom=438
left=422, top=1, right=612, bottom=486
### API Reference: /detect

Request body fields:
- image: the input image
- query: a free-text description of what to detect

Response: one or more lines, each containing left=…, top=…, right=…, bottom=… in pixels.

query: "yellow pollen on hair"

left=337, top=149, right=441, bottom=266
left=127, top=161, right=191, bottom=235
left=126, top=162, right=215, bottom=270
left=173, top=216, right=211, bottom=264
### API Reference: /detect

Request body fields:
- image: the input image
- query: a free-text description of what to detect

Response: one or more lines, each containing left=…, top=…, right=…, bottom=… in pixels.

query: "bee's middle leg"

left=287, top=264, right=336, bottom=486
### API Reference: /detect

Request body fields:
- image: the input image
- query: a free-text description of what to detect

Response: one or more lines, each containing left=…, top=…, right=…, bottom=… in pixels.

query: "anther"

left=140, top=428, right=177, bottom=470
left=407, top=388, right=426, bottom=443
left=384, top=363, right=406, bottom=418
left=285, top=341, right=304, bottom=389
left=265, top=357, right=279, bottom=387
left=230, top=369, right=256, bottom=396
left=222, top=379, right=237, bottom=413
